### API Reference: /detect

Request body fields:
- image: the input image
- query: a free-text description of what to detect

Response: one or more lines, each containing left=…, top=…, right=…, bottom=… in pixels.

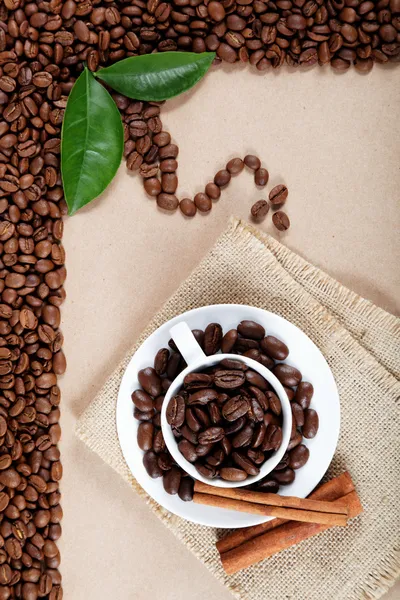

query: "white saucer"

left=116, top=304, right=340, bottom=528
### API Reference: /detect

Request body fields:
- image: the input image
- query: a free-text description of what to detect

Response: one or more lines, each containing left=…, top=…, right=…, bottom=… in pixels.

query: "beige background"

left=60, top=65, right=399, bottom=599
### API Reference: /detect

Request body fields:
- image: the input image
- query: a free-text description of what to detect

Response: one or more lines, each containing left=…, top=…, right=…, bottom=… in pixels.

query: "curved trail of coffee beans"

left=0, top=1, right=398, bottom=597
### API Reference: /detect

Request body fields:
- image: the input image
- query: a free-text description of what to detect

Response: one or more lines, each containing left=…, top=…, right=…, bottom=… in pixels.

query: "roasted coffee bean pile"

left=166, top=357, right=284, bottom=483
left=133, top=320, right=319, bottom=499
left=1, top=0, right=68, bottom=596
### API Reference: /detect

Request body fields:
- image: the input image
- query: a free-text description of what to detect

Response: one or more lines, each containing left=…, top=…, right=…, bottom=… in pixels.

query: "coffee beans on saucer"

left=132, top=320, right=318, bottom=500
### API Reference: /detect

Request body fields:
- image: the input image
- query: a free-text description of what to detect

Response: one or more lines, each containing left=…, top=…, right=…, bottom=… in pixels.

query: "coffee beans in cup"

left=132, top=320, right=318, bottom=499
left=167, top=358, right=284, bottom=482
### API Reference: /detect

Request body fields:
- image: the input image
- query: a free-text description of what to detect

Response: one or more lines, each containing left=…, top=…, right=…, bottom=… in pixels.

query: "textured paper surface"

left=76, top=219, right=400, bottom=600
left=60, top=66, right=400, bottom=599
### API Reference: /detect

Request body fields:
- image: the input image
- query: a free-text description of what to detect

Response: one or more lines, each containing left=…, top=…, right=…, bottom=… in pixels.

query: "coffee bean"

left=195, top=463, right=217, bottom=478
left=272, top=467, right=295, bottom=485
left=272, top=210, right=290, bottom=231
left=166, top=395, right=185, bottom=428
left=214, top=170, right=231, bottom=187
left=219, top=358, right=248, bottom=371
left=222, top=396, right=249, bottom=421
left=143, top=178, right=161, bottom=197
left=204, top=323, right=223, bottom=355
left=252, top=422, right=267, bottom=448
left=178, top=477, right=194, bottom=501
left=232, top=451, right=260, bottom=476
left=256, top=478, right=279, bottom=493
left=138, top=367, right=162, bottom=397
left=289, top=444, right=310, bottom=469
left=214, top=370, right=245, bottom=389
left=295, top=381, right=314, bottom=409
left=198, top=427, right=225, bottom=445
left=220, top=467, right=247, bottom=481
left=287, top=14, right=307, bottom=30
left=244, top=155, right=261, bottom=170
left=205, top=183, right=221, bottom=200
left=206, top=447, right=224, bottom=466
left=254, top=168, right=269, bottom=187
left=194, top=193, right=212, bottom=213
left=260, top=335, right=289, bottom=360
left=163, top=467, right=182, bottom=495
left=195, top=442, right=214, bottom=457
left=157, top=193, right=179, bottom=211
left=245, top=369, right=268, bottom=390
left=237, top=320, right=265, bottom=340
left=302, top=408, right=319, bottom=438
left=137, top=423, right=154, bottom=451
left=269, top=184, right=288, bottom=206
left=250, top=199, right=269, bottom=222
left=134, top=407, right=154, bottom=422
left=288, top=430, right=303, bottom=451
left=177, top=439, right=198, bottom=463
left=262, top=424, right=283, bottom=451
left=291, top=402, right=304, bottom=427
left=131, top=389, right=155, bottom=412
left=225, top=415, right=247, bottom=435
left=266, top=391, right=282, bottom=416
left=143, top=450, right=163, bottom=478
left=154, top=348, right=169, bottom=375
left=273, top=364, right=302, bottom=387
left=221, top=329, right=238, bottom=353
left=179, top=198, right=197, bottom=217
left=187, top=389, right=219, bottom=406
left=232, top=423, right=254, bottom=448
left=186, top=408, right=201, bottom=432
left=217, top=43, right=238, bottom=63
left=226, top=158, right=244, bottom=175
left=158, top=144, right=178, bottom=159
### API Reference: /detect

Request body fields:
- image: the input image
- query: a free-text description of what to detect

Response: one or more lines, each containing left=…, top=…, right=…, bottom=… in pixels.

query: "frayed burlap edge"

left=76, top=217, right=400, bottom=600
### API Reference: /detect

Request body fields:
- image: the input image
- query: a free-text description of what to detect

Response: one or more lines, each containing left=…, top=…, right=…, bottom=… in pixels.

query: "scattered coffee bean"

left=244, top=155, right=262, bottom=171
left=226, top=158, right=244, bottom=175
left=269, top=185, right=288, bottom=206
left=251, top=200, right=270, bottom=221
left=255, top=169, right=269, bottom=187
left=272, top=211, right=291, bottom=231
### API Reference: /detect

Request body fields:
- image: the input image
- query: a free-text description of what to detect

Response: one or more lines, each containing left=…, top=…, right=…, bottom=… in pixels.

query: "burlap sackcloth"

left=76, top=218, right=400, bottom=600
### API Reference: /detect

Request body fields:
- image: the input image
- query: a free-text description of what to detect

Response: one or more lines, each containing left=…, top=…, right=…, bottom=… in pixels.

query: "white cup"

left=161, top=321, right=292, bottom=488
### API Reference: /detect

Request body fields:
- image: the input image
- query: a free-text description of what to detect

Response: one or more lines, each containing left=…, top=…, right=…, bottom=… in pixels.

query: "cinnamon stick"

left=194, top=481, right=348, bottom=515
left=220, top=490, right=363, bottom=575
left=216, top=471, right=355, bottom=554
left=193, top=493, right=348, bottom=526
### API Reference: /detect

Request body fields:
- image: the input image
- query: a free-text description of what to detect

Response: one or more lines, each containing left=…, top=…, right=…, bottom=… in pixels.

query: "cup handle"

left=169, top=322, right=206, bottom=366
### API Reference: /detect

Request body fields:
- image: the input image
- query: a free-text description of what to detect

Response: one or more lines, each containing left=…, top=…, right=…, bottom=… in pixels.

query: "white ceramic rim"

left=116, top=303, right=341, bottom=528
left=161, top=352, right=292, bottom=487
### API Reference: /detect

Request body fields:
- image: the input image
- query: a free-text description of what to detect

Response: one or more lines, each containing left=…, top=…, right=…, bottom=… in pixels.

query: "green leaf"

left=61, top=67, right=123, bottom=215
left=95, top=51, right=215, bottom=101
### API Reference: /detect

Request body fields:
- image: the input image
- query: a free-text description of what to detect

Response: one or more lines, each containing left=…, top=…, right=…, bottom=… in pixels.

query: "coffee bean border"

left=0, top=2, right=397, bottom=595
